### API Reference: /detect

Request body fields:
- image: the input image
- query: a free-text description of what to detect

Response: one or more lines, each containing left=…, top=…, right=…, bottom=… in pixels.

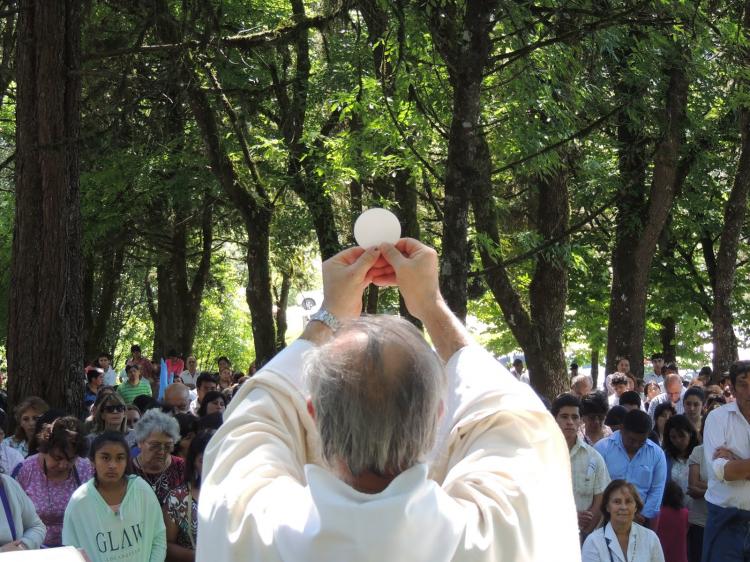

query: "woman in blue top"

left=63, top=431, right=166, bottom=562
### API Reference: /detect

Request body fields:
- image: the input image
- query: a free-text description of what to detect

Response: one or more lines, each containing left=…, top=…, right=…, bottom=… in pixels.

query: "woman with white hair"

left=132, top=409, right=185, bottom=505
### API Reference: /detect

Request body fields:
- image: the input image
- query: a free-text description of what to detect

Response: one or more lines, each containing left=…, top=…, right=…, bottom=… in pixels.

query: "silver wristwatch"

left=309, top=308, right=341, bottom=331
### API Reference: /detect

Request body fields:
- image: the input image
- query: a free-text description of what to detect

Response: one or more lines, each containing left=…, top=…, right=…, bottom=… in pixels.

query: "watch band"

left=309, top=308, right=341, bottom=331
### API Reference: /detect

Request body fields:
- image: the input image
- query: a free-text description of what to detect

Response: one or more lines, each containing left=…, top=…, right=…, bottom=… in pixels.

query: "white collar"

left=603, top=522, right=637, bottom=562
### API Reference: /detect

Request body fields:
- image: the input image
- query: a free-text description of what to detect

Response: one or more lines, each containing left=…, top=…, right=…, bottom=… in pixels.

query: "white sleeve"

left=5, top=476, right=45, bottom=549
left=581, top=532, right=601, bottom=562
left=436, top=348, right=581, bottom=561
left=197, top=341, right=317, bottom=562
left=703, top=410, right=729, bottom=481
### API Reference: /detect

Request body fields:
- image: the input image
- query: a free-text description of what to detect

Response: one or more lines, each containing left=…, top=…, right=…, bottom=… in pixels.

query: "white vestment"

left=197, top=339, right=580, bottom=562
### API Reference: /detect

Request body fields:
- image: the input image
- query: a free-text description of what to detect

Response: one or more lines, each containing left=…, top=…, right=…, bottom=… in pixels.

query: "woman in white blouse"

left=582, top=480, right=664, bottom=562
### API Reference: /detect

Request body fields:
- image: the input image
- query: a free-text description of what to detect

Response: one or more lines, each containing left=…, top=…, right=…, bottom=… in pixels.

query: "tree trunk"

left=606, top=54, right=689, bottom=378
left=393, top=167, right=422, bottom=327
left=712, top=109, right=750, bottom=374
left=426, top=0, right=500, bottom=322
left=274, top=271, right=292, bottom=350
left=151, top=200, right=213, bottom=359
left=273, top=0, right=341, bottom=260
left=660, top=317, right=677, bottom=363
left=8, top=0, right=83, bottom=414
left=84, top=243, right=126, bottom=360
left=591, top=348, right=600, bottom=388
left=150, top=0, right=276, bottom=364
left=472, top=138, right=572, bottom=398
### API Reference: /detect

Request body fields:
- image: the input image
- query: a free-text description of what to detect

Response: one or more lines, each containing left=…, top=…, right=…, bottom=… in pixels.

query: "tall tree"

left=711, top=0, right=750, bottom=375
left=605, top=42, right=689, bottom=377
left=7, top=0, right=84, bottom=412
left=424, top=0, right=500, bottom=322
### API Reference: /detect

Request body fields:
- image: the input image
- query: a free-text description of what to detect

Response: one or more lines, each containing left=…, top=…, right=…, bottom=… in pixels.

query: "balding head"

left=665, top=374, right=683, bottom=404
left=306, top=315, right=446, bottom=478
left=164, top=382, right=190, bottom=413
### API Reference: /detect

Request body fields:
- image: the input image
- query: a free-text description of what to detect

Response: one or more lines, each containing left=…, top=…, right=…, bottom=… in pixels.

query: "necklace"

left=134, top=456, right=168, bottom=494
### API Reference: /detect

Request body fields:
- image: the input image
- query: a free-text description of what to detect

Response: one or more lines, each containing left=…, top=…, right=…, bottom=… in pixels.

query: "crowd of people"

left=0, top=237, right=749, bottom=562
left=0, top=348, right=241, bottom=560
left=534, top=351, right=744, bottom=562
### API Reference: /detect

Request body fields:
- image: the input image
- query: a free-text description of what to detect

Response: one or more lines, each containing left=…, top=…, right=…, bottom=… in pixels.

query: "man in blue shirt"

left=595, top=409, right=667, bottom=528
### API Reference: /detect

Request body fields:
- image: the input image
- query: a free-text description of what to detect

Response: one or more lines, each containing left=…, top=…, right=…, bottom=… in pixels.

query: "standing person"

left=655, top=480, right=689, bottom=562
left=188, top=374, right=217, bottom=416
left=571, top=375, right=593, bottom=399
left=14, top=416, right=92, bottom=547
left=646, top=353, right=666, bottom=390
left=595, top=410, right=667, bottom=528
left=582, top=479, right=664, bottom=562
left=653, top=403, right=677, bottom=446
left=127, top=345, right=154, bottom=381
left=682, top=388, right=705, bottom=436
left=132, top=410, right=185, bottom=505
left=701, top=360, right=750, bottom=561
left=645, top=382, right=662, bottom=411
left=609, top=375, right=629, bottom=407
left=649, top=374, right=686, bottom=419
left=552, top=394, right=610, bottom=539
left=63, top=431, right=166, bottom=562
left=663, top=415, right=700, bottom=505
left=166, top=351, right=184, bottom=380
left=197, top=240, right=580, bottom=561
left=510, top=358, right=529, bottom=384
left=5, top=397, right=49, bottom=458
left=0, top=471, right=46, bottom=551
left=97, top=353, right=119, bottom=387
left=179, top=357, right=199, bottom=389
left=163, top=430, right=213, bottom=561
left=216, top=356, right=231, bottom=373
left=687, top=428, right=708, bottom=562
left=580, top=392, right=612, bottom=445
left=117, top=365, right=153, bottom=406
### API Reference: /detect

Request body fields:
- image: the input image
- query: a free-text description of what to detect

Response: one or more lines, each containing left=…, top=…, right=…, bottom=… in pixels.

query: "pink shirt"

left=14, top=454, right=94, bottom=547
left=655, top=506, right=688, bottom=562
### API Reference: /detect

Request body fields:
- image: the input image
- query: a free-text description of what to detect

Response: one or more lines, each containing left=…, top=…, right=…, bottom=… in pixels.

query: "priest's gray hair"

left=306, top=315, right=446, bottom=477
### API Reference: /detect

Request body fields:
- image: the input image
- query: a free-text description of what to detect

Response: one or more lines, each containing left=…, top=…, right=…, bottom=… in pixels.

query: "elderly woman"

left=132, top=409, right=185, bottom=504
left=14, top=416, right=92, bottom=548
left=86, top=393, right=137, bottom=451
left=4, top=397, right=49, bottom=458
left=582, top=480, right=664, bottom=562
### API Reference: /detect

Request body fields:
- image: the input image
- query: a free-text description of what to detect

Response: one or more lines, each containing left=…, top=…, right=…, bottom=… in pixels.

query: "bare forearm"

left=723, top=459, right=750, bottom=481
left=419, top=299, right=473, bottom=362
left=166, top=543, right=195, bottom=562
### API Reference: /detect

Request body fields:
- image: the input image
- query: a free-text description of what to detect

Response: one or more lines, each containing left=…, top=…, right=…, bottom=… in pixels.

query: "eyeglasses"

left=145, top=441, right=174, bottom=453
left=103, top=405, right=125, bottom=413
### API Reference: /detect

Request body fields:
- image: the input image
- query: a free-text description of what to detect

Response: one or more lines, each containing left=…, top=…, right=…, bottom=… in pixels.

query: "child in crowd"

left=63, top=431, right=166, bottom=561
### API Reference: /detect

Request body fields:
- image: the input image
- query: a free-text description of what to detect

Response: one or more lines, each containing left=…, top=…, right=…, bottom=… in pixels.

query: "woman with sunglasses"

left=132, top=410, right=185, bottom=505
left=87, top=394, right=137, bottom=452
left=14, top=416, right=92, bottom=547
left=63, top=431, right=166, bottom=561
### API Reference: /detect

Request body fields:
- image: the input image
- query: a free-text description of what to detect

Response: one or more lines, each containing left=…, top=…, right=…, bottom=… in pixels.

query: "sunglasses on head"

left=103, top=405, right=125, bottom=413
